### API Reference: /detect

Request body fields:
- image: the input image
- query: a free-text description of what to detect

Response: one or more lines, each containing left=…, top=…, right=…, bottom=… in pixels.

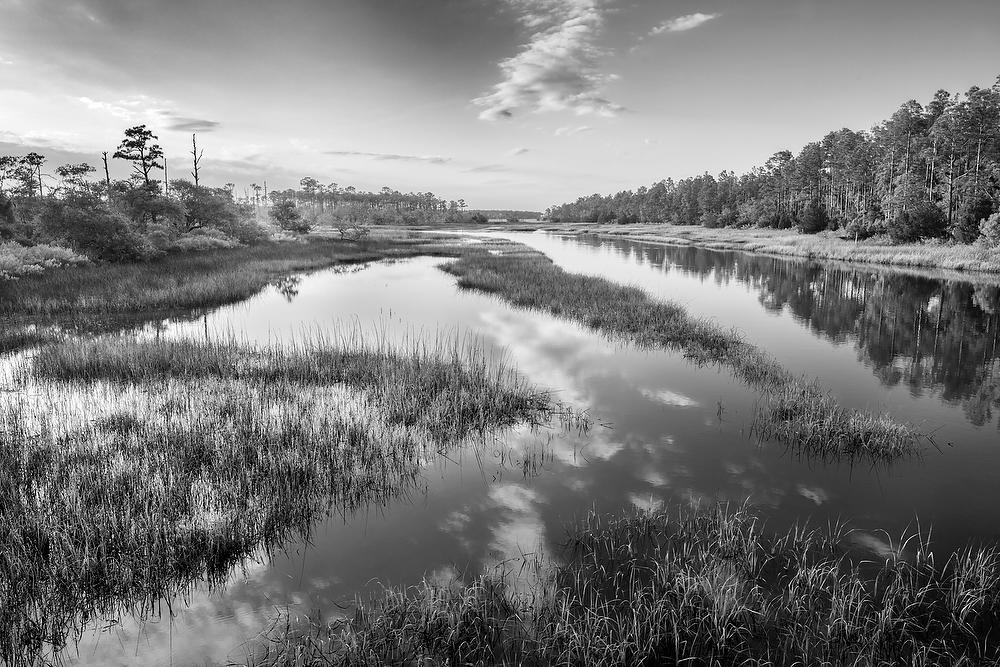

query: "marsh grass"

left=0, top=332, right=577, bottom=665
left=244, top=502, right=1000, bottom=666
left=0, top=234, right=461, bottom=319
left=442, top=247, right=922, bottom=462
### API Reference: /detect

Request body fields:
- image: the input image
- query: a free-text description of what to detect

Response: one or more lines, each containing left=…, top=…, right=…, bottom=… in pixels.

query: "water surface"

left=26, top=233, right=1000, bottom=665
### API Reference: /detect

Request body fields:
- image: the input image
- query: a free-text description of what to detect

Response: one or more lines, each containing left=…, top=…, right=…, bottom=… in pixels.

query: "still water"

left=56, top=232, right=1000, bottom=665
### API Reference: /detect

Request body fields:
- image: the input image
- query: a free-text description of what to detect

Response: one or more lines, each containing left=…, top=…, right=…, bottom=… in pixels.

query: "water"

left=27, top=233, right=1000, bottom=665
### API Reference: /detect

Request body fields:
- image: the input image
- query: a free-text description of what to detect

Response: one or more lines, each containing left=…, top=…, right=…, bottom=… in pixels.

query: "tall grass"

left=244, top=502, right=1000, bottom=665
left=0, top=332, right=578, bottom=665
left=442, top=247, right=922, bottom=462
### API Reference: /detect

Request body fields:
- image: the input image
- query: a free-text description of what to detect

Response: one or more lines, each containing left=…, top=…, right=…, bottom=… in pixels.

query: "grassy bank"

left=499, top=222, right=1000, bottom=276
left=0, top=231, right=463, bottom=355
left=1, top=333, right=575, bottom=664
left=442, top=246, right=921, bottom=462
left=0, top=233, right=458, bottom=319
left=247, top=502, right=1000, bottom=665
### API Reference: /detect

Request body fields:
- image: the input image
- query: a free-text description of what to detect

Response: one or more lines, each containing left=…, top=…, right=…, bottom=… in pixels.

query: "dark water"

left=45, top=233, right=1000, bottom=665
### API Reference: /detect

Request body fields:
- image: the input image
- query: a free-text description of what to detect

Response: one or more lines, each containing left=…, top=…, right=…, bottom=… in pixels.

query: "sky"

left=1, top=0, right=999, bottom=210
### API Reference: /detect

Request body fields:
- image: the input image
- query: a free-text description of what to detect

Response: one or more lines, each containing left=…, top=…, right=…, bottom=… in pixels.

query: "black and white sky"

left=2, top=0, right=999, bottom=208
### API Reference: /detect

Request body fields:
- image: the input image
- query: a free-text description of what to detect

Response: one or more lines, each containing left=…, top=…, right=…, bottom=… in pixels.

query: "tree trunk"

left=102, top=152, right=111, bottom=201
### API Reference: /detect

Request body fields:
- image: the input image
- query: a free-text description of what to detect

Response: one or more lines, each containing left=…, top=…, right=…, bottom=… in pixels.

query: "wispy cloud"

left=474, top=0, right=623, bottom=120
left=162, top=115, right=220, bottom=132
left=76, top=95, right=157, bottom=122
left=650, top=12, right=720, bottom=35
left=464, top=163, right=512, bottom=173
left=75, top=95, right=220, bottom=132
left=507, top=147, right=530, bottom=156
left=554, top=125, right=592, bottom=136
left=325, top=150, right=452, bottom=165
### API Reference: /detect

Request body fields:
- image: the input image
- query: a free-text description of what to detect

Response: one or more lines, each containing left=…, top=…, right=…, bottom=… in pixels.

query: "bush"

left=700, top=211, right=722, bottom=228
left=0, top=242, right=88, bottom=280
left=980, top=212, right=1000, bottom=248
left=37, top=194, right=152, bottom=261
left=797, top=200, right=829, bottom=234
left=115, top=182, right=185, bottom=228
left=169, top=228, right=241, bottom=252
left=717, top=207, right=737, bottom=228
left=887, top=202, right=947, bottom=243
left=954, top=197, right=995, bottom=243
left=270, top=200, right=311, bottom=233
left=844, top=216, right=886, bottom=241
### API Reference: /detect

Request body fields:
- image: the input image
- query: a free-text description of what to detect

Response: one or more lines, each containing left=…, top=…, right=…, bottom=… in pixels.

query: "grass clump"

left=1, top=333, right=573, bottom=665
left=442, top=248, right=922, bottom=462
left=245, top=502, right=1000, bottom=666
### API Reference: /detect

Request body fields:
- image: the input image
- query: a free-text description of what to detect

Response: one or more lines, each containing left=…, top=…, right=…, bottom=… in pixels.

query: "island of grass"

left=0, top=333, right=579, bottom=664
left=441, top=242, right=923, bottom=463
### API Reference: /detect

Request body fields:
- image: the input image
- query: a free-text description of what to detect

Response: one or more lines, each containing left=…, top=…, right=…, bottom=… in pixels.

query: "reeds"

left=244, top=502, right=1000, bottom=665
left=442, top=248, right=923, bottom=462
left=0, top=332, right=575, bottom=665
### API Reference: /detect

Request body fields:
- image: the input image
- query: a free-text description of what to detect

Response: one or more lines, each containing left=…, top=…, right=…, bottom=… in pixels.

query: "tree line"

left=546, top=76, right=1000, bottom=244
left=0, top=125, right=479, bottom=274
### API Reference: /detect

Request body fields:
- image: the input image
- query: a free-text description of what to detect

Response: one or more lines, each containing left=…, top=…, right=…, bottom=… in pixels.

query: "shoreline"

left=455, top=222, right=1000, bottom=283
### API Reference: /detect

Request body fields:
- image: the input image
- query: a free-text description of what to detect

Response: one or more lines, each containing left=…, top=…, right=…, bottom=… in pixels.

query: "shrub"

left=270, top=200, right=311, bottom=233
left=954, top=197, right=995, bottom=243
left=37, top=194, right=152, bottom=261
left=844, top=215, right=887, bottom=241
left=797, top=200, right=829, bottom=234
left=700, top=211, right=722, bottom=228
left=169, top=228, right=241, bottom=252
left=887, top=202, right=947, bottom=243
left=115, top=182, right=185, bottom=228
left=0, top=241, right=88, bottom=280
left=980, top=212, right=1000, bottom=248
left=717, top=206, right=737, bottom=227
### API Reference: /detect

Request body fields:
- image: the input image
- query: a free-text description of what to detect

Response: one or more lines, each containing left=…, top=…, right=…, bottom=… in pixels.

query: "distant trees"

left=0, top=120, right=481, bottom=277
left=547, top=75, right=1000, bottom=244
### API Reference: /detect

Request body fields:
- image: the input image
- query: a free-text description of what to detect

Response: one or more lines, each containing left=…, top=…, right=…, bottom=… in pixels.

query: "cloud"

left=554, top=125, right=592, bottom=136
left=474, top=0, right=624, bottom=120
left=76, top=95, right=156, bottom=122
left=162, top=116, right=220, bottom=132
left=464, top=163, right=512, bottom=173
left=507, top=147, right=530, bottom=156
left=325, top=150, right=451, bottom=165
left=650, top=12, right=720, bottom=35
left=74, top=95, right=219, bottom=132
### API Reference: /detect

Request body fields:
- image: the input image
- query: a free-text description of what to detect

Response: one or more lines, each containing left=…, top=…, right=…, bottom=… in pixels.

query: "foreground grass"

left=529, top=223, right=1000, bottom=275
left=246, top=502, right=1000, bottom=666
left=442, top=247, right=921, bottom=462
left=1, top=333, right=574, bottom=665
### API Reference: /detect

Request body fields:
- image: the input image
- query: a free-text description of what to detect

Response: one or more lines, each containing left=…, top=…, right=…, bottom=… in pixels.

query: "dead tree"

left=191, top=134, right=203, bottom=186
